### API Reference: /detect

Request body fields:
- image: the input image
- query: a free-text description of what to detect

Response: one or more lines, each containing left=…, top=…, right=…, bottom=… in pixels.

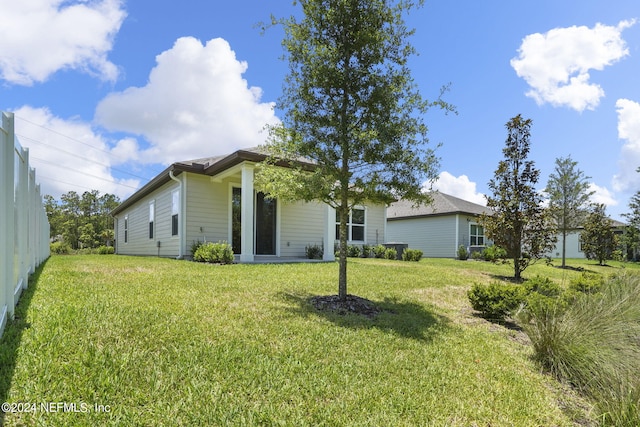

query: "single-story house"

left=386, top=192, right=491, bottom=258
left=546, top=220, right=627, bottom=259
left=111, top=147, right=387, bottom=262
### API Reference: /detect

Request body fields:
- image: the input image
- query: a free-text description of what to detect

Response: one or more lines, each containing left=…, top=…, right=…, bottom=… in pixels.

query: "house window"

left=171, top=190, right=179, bottom=236
left=335, top=207, right=366, bottom=242
left=124, top=216, right=128, bottom=243
left=149, top=201, right=155, bottom=239
left=470, top=223, right=485, bottom=246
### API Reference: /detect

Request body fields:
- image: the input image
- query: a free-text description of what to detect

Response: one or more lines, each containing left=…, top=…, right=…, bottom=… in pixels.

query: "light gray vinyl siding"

left=547, top=231, right=586, bottom=259
left=365, top=204, right=386, bottom=246
left=184, top=173, right=230, bottom=255
left=387, top=215, right=458, bottom=258
left=279, top=201, right=325, bottom=257
left=115, top=180, right=180, bottom=257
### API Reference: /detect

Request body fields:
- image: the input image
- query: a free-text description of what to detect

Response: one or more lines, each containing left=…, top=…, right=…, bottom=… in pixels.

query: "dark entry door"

left=255, top=192, right=276, bottom=255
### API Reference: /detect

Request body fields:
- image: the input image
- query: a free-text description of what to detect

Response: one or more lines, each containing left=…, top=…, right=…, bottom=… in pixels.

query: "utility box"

left=384, top=243, right=408, bottom=260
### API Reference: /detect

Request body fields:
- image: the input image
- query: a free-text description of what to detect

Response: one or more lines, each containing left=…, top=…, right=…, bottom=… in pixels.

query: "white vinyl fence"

left=1, top=112, right=50, bottom=338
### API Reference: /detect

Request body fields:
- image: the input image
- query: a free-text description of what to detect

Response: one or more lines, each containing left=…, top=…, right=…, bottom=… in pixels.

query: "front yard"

left=1, top=255, right=629, bottom=426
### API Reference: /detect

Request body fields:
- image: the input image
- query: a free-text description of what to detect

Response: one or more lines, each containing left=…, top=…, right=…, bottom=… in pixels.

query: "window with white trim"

left=335, top=207, right=366, bottom=242
left=149, top=200, right=155, bottom=239
left=470, top=223, right=485, bottom=246
left=124, top=215, right=128, bottom=243
left=171, top=190, right=179, bottom=236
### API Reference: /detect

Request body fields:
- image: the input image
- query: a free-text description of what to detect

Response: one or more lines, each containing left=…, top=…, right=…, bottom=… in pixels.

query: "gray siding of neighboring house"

left=548, top=231, right=585, bottom=259
left=115, top=179, right=180, bottom=257
left=387, top=215, right=457, bottom=258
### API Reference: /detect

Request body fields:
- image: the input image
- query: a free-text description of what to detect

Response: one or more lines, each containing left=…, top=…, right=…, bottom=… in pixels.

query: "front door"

left=231, top=188, right=276, bottom=255
left=255, top=192, right=276, bottom=255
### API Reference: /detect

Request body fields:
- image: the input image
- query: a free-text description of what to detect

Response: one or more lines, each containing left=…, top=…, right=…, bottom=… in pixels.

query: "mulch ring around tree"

left=309, top=294, right=386, bottom=319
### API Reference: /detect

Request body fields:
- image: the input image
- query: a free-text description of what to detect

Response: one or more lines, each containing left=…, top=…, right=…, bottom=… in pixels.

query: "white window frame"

left=124, top=215, right=128, bottom=244
left=149, top=200, right=155, bottom=239
left=336, top=206, right=366, bottom=243
left=469, top=222, right=485, bottom=247
left=171, top=189, right=180, bottom=237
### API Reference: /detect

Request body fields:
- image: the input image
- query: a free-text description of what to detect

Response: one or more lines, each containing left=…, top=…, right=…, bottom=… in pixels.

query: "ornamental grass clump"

left=517, top=272, right=640, bottom=426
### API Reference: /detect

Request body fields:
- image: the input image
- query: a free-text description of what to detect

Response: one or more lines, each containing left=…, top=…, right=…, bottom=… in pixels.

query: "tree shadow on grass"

left=0, top=259, right=47, bottom=425
left=278, top=292, right=449, bottom=342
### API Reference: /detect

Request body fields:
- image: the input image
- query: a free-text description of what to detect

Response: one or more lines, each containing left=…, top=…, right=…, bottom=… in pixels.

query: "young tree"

left=258, top=0, right=453, bottom=301
left=481, top=115, right=556, bottom=281
left=544, top=156, right=594, bottom=268
left=581, top=203, right=618, bottom=266
left=622, top=168, right=640, bottom=261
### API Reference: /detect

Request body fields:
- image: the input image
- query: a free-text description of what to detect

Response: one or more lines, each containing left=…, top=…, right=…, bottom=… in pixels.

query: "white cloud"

left=0, top=0, right=125, bottom=85
left=613, top=99, right=640, bottom=193
left=589, top=183, right=618, bottom=207
left=95, top=37, right=281, bottom=165
left=511, top=20, right=635, bottom=112
left=431, top=172, right=486, bottom=205
left=13, top=106, right=140, bottom=200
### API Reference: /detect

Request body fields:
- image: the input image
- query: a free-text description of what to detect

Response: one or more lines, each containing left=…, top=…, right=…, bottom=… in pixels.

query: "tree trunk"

left=561, top=230, right=567, bottom=268
left=338, top=203, right=349, bottom=301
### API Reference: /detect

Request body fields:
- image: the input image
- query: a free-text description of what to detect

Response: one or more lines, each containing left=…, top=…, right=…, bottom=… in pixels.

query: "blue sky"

left=1, top=0, right=639, bottom=221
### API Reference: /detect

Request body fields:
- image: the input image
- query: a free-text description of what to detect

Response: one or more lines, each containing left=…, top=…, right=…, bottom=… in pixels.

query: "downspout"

left=169, top=169, right=185, bottom=259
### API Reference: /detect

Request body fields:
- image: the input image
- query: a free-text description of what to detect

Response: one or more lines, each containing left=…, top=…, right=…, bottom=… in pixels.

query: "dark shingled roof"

left=387, top=192, right=490, bottom=220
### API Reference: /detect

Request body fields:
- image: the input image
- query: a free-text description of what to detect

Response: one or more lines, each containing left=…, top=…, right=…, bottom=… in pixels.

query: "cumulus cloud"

left=0, top=0, right=125, bottom=85
left=613, top=99, right=640, bottom=192
left=511, top=20, right=635, bottom=112
left=95, top=37, right=281, bottom=165
left=589, top=183, right=618, bottom=207
left=13, top=106, right=140, bottom=200
left=430, top=172, right=486, bottom=205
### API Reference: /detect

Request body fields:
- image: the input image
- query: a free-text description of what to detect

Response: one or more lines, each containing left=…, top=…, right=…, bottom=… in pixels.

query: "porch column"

left=323, top=204, right=335, bottom=261
left=240, top=164, right=255, bottom=262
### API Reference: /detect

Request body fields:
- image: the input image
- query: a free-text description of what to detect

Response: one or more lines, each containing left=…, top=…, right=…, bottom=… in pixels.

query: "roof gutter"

left=169, top=169, right=185, bottom=259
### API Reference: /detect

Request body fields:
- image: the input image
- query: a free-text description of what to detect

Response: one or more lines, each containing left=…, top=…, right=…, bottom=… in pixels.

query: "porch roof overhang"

left=111, top=148, right=316, bottom=216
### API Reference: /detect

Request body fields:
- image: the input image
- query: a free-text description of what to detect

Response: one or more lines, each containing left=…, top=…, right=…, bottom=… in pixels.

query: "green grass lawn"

left=1, top=255, right=634, bottom=426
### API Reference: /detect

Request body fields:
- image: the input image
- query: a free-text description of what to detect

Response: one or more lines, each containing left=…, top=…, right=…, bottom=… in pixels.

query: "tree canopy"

left=581, top=203, right=619, bottom=266
left=257, top=0, right=453, bottom=300
left=481, top=114, right=556, bottom=281
left=45, top=190, right=119, bottom=249
left=544, top=156, right=593, bottom=267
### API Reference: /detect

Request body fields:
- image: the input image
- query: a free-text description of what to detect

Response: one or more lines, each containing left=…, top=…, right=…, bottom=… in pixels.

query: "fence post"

left=1, top=113, right=16, bottom=332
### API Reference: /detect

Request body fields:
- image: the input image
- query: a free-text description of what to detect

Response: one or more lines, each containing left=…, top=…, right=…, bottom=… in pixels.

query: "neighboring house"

left=111, top=148, right=386, bottom=262
left=386, top=192, right=491, bottom=258
left=546, top=219, right=627, bottom=259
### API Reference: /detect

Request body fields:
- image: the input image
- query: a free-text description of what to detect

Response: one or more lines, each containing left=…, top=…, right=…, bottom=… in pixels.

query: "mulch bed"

left=309, top=294, right=385, bottom=318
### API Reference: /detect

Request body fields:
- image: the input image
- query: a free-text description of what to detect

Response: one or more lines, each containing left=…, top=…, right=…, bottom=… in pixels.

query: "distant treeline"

left=44, top=190, right=120, bottom=250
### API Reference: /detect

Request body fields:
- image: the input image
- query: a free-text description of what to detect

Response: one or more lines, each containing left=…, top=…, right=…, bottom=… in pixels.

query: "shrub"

left=96, top=245, right=115, bottom=255
left=305, top=244, right=323, bottom=260
left=402, top=248, right=423, bottom=262
left=190, top=240, right=204, bottom=257
left=457, top=245, right=469, bottom=260
left=347, top=245, right=362, bottom=258
left=471, top=250, right=484, bottom=261
left=482, top=245, right=507, bottom=262
left=50, top=241, right=71, bottom=255
left=524, top=275, right=562, bottom=298
left=569, top=271, right=604, bottom=294
left=193, top=241, right=234, bottom=264
left=373, top=244, right=387, bottom=259
left=467, top=282, right=527, bottom=321
left=361, top=244, right=372, bottom=258
left=384, top=248, right=398, bottom=260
